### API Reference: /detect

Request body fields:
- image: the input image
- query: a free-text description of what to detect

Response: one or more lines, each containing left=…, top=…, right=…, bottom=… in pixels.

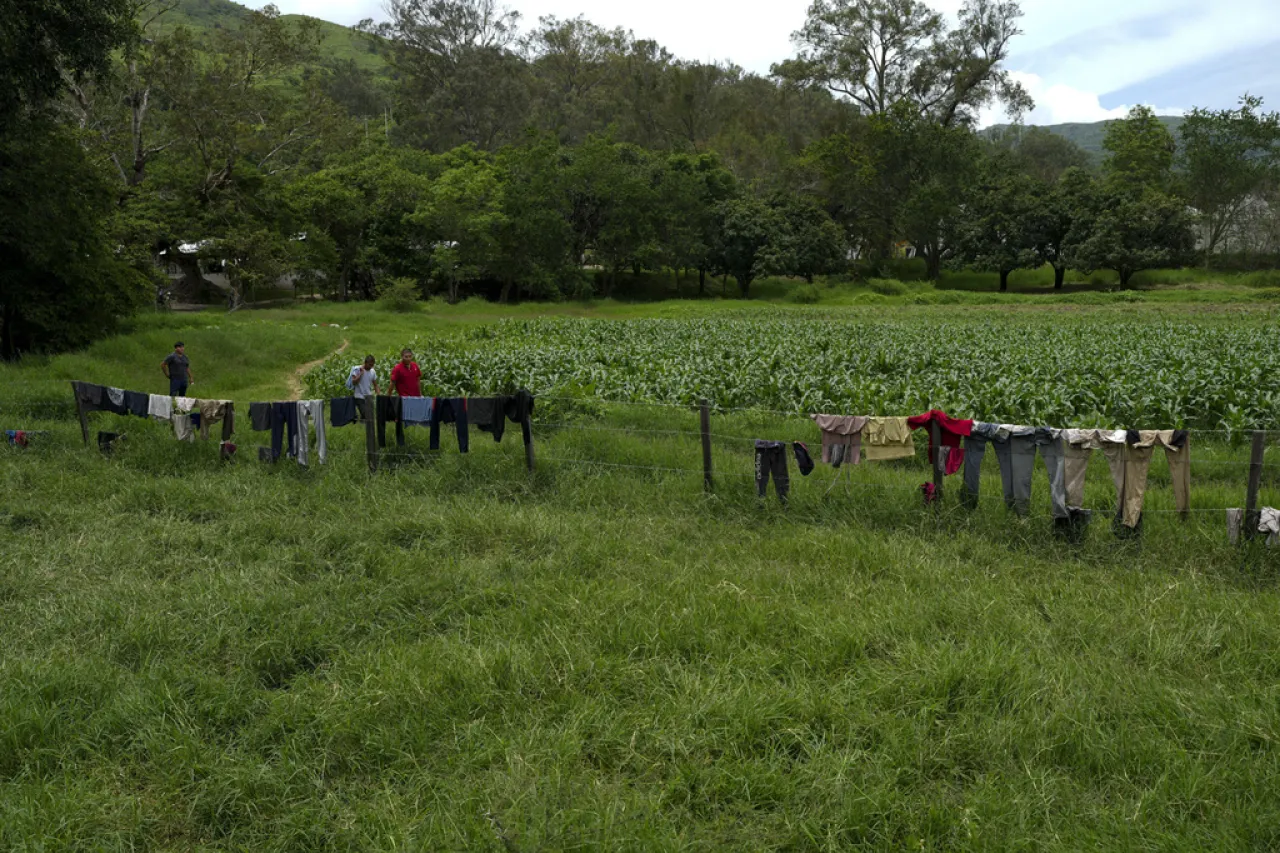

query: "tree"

left=1067, top=183, right=1194, bottom=287
left=0, top=0, right=134, bottom=121
left=768, top=198, right=847, bottom=282
left=1029, top=166, right=1096, bottom=289
left=788, top=0, right=1030, bottom=128
left=1179, top=95, right=1280, bottom=261
left=953, top=151, right=1038, bottom=291
left=380, top=0, right=529, bottom=150
left=409, top=154, right=508, bottom=302
left=1102, top=105, right=1176, bottom=191
left=991, top=125, right=1092, bottom=183
left=523, top=15, right=629, bottom=145
left=713, top=198, right=784, bottom=298
left=0, top=117, right=148, bottom=357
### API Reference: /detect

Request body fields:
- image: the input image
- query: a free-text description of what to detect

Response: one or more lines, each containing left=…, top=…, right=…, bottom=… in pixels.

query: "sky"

left=249, top=0, right=1280, bottom=126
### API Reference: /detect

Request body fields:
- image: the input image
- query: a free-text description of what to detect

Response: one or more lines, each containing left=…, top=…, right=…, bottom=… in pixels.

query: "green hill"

left=150, top=0, right=387, bottom=75
left=988, top=116, right=1185, bottom=159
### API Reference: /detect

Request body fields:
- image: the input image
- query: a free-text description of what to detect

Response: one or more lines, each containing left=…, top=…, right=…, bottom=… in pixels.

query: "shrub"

left=377, top=277, right=422, bottom=313
left=788, top=284, right=822, bottom=304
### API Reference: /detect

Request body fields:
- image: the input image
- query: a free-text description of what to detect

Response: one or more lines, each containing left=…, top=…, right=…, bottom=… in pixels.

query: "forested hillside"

left=2, top=0, right=1279, bottom=358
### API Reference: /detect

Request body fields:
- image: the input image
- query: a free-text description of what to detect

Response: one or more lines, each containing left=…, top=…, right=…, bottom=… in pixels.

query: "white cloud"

left=978, top=71, right=1186, bottom=128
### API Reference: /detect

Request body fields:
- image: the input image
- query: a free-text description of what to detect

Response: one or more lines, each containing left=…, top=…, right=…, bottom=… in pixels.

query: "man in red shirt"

left=389, top=348, right=422, bottom=397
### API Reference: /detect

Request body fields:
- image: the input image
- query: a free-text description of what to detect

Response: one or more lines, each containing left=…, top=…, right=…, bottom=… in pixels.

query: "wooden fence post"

left=523, top=418, right=536, bottom=473
left=71, top=382, right=89, bottom=446
left=930, top=420, right=944, bottom=501
left=700, top=399, right=713, bottom=492
left=1244, top=429, right=1266, bottom=540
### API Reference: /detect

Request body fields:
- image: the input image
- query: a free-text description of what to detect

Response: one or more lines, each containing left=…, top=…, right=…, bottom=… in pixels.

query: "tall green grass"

left=2, top=392, right=1280, bottom=848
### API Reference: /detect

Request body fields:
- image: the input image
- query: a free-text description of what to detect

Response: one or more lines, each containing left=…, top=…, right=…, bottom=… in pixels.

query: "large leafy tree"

left=0, top=0, right=144, bottom=357
left=1067, top=183, right=1194, bottom=287
left=788, top=0, right=1031, bottom=127
left=1102, top=105, right=1177, bottom=192
left=1179, top=95, right=1280, bottom=261
left=953, top=150, right=1038, bottom=291
left=379, top=0, right=530, bottom=151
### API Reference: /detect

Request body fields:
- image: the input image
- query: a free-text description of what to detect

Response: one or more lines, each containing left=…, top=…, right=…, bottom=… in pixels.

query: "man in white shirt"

left=346, top=355, right=380, bottom=471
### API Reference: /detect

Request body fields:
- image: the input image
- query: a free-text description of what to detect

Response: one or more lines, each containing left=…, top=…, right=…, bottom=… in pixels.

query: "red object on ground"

left=907, top=410, right=973, bottom=476
left=390, top=361, right=422, bottom=397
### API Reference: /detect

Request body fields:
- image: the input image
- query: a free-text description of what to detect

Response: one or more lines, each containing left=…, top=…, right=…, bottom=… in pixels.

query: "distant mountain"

left=986, top=116, right=1185, bottom=159
left=150, top=0, right=387, bottom=75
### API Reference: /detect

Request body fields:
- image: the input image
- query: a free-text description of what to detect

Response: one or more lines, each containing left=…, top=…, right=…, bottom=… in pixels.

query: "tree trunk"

left=1054, top=265, right=1066, bottom=290
left=925, top=248, right=941, bottom=281
left=698, top=267, right=706, bottom=296
left=740, top=274, right=752, bottom=299
left=1120, top=268, right=1134, bottom=287
left=805, top=272, right=814, bottom=284
left=999, top=269, right=1010, bottom=292
left=339, top=263, right=349, bottom=302
left=499, top=279, right=513, bottom=304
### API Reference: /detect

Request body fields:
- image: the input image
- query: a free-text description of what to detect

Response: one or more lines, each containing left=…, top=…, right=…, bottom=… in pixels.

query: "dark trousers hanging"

left=754, top=440, right=789, bottom=502
left=376, top=395, right=405, bottom=449
left=270, top=402, right=299, bottom=462
left=429, top=398, right=469, bottom=453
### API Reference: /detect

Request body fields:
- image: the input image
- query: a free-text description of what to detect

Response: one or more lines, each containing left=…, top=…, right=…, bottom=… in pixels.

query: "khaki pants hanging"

left=1065, top=434, right=1190, bottom=525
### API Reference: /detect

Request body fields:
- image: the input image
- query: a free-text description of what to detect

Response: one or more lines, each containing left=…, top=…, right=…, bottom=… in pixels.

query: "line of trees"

left=3, top=0, right=1280, bottom=357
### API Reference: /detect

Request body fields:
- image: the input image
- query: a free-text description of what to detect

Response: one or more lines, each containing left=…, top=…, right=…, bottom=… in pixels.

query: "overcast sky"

left=250, top=0, right=1280, bottom=126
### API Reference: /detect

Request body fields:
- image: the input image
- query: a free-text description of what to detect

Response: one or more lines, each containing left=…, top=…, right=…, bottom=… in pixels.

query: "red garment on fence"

left=907, top=410, right=973, bottom=476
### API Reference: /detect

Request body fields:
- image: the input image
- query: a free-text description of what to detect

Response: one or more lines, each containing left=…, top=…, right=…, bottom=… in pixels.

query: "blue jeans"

left=169, top=378, right=188, bottom=397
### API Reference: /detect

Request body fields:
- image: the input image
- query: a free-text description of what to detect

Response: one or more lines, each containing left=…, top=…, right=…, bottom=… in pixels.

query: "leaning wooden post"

left=930, top=420, right=944, bottom=501
left=523, top=417, right=536, bottom=473
left=700, top=399, right=713, bottom=492
left=1244, top=429, right=1266, bottom=540
left=71, top=382, right=89, bottom=446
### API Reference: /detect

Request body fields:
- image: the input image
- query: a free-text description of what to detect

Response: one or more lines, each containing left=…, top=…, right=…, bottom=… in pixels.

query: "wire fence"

left=6, top=387, right=1280, bottom=540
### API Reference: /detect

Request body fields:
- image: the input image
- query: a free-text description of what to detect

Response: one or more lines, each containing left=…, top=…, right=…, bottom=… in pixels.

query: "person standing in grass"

left=389, top=348, right=422, bottom=397
left=161, top=341, right=193, bottom=396
left=348, top=354, right=381, bottom=472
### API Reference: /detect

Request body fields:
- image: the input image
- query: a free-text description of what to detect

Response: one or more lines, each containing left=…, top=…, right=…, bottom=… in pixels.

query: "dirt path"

left=289, top=339, right=349, bottom=401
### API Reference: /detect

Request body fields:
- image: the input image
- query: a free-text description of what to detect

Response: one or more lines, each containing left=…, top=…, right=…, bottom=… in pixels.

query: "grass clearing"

left=3, top=297, right=1280, bottom=848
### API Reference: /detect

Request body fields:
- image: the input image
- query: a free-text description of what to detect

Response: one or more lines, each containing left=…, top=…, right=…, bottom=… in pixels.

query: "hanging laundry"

left=1227, top=508, right=1280, bottom=546
left=400, top=396, right=434, bottom=427
left=863, top=417, right=914, bottom=461
left=174, top=396, right=198, bottom=416
left=148, top=394, right=173, bottom=422
left=270, top=402, right=300, bottom=462
left=197, top=400, right=234, bottom=441
left=469, top=397, right=507, bottom=443
left=6, top=430, right=29, bottom=448
left=249, top=402, right=272, bottom=432
left=173, top=413, right=195, bottom=442
left=907, top=410, right=972, bottom=475
left=430, top=398, right=469, bottom=453
left=504, top=390, right=536, bottom=448
left=1065, top=430, right=1189, bottom=529
left=104, top=387, right=128, bottom=416
left=297, top=400, right=326, bottom=466
left=810, top=414, right=867, bottom=467
left=965, top=424, right=1069, bottom=519
left=754, top=440, right=789, bottom=502
left=792, top=442, right=815, bottom=476
left=1261, top=508, right=1280, bottom=547
left=376, top=395, right=405, bottom=448
left=124, top=390, right=149, bottom=418
left=72, top=382, right=107, bottom=413
left=329, top=396, right=357, bottom=428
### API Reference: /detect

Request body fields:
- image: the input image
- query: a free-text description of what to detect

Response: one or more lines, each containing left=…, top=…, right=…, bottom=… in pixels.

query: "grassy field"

left=4, top=295, right=1280, bottom=849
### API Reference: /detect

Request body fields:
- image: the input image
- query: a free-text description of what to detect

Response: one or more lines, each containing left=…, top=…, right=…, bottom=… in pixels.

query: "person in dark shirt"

left=389, top=348, right=422, bottom=397
left=161, top=341, right=193, bottom=396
